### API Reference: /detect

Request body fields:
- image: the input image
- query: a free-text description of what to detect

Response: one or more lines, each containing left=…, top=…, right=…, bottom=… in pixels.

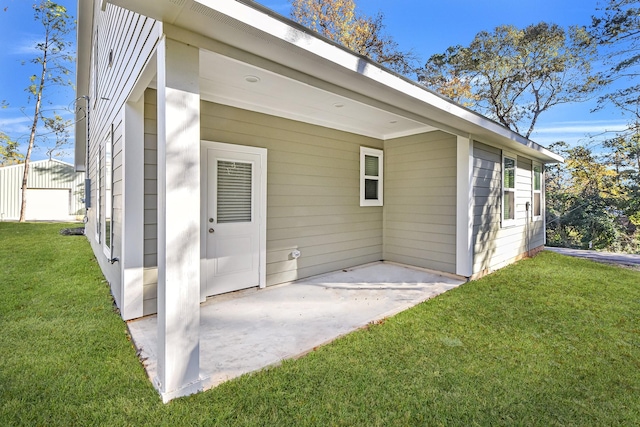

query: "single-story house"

left=75, top=0, right=563, bottom=401
left=0, top=159, right=84, bottom=221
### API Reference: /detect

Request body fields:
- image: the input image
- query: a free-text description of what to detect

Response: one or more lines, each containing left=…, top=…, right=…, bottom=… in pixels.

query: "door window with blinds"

left=360, top=147, right=383, bottom=206
left=217, top=160, right=253, bottom=223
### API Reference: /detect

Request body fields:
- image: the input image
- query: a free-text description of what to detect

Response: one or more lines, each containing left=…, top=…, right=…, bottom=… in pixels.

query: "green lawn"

left=1, top=222, right=639, bottom=426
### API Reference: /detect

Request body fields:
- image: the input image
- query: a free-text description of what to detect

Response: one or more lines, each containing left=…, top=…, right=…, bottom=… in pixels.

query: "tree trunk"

left=19, top=40, right=47, bottom=222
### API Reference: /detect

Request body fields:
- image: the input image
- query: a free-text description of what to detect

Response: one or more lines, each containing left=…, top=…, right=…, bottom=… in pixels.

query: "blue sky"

left=0, top=0, right=77, bottom=163
left=0, top=0, right=629, bottom=164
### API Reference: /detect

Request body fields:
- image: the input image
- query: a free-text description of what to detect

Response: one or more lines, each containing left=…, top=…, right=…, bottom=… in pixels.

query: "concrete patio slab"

left=127, top=262, right=465, bottom=395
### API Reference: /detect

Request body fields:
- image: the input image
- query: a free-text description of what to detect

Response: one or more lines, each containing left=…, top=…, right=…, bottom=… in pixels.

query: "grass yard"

left=1, top=222, right=639, bottom=426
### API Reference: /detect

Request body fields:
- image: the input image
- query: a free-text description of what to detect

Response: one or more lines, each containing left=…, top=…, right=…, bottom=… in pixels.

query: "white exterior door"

left=202, top=142, right=266, bottom=297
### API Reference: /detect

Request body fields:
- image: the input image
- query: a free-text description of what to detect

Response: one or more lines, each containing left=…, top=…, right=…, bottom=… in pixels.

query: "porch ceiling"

left=102, top=0, right=564, bottom=163
left=199, top=50, right=435, bottom=140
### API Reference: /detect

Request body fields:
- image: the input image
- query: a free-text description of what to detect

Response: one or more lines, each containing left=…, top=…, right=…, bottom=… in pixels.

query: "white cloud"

left=530, top=119, right=630, bottom=147
left=1, top=104, right=77, bottom=156
left=6, top=35, right=42, bottom=55
left=533, top=120, right=628, bottom=135
left=0, top=115, right=31, bottom=136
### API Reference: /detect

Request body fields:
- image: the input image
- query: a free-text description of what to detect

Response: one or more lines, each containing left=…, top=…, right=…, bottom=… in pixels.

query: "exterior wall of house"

left=79, top=2, right=554, bottom=320
left=136, top=98, right=385, bottom=315
left=202, top=102, right=384, bottom=286
left=83, top=0, right=161, bottom=309
left=383, top=132, right=458, bottom=274
left=0, top=160, right=84, bottom=221
left=472, top=141, right=544, bottom=275
left=142, top=89, right=158, bottom=315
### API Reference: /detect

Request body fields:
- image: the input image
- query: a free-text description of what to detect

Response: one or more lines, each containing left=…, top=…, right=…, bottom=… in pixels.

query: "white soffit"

left=199, top=50, right=433, bottom=139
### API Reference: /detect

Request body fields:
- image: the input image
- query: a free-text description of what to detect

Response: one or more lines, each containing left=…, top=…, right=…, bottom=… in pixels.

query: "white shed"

left=0, top=159, right=85, bottom=221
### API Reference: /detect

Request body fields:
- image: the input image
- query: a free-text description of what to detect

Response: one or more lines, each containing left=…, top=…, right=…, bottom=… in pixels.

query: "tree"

left=290, top=0, right=417, bottom=75
left=18, top=1, right=74, bottom=222
left=603, top=131, right=640, bottom=228
left=590, top=0, right=640, bottom=131
left=545, top=140, right=639, bottom=252
left=546, top=143, right=619, bottom=250
left=0, top=131, right=23, bottom=165
left=418, top=23, right=602, bottom=138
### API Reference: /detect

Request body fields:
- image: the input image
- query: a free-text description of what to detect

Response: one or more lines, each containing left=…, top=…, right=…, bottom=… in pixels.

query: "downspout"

left=83, top=95, right=91, bottom=218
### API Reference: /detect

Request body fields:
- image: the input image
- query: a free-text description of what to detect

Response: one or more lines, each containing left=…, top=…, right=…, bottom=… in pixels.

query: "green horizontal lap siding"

left=383, top=131, right=457, bottom=274
left=472, top=141, right=543, bottom=274
left=201, top=102, right=383, bottom=286
left=142, top=89, right=158, bottom=315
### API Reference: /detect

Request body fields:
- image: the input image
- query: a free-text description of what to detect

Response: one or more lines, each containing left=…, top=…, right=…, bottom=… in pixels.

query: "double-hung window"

left=502, top=153, right=517, bottom=227
left=532, top=163, right=542, bottom=220
left=360, top=147, right=383, bottom=206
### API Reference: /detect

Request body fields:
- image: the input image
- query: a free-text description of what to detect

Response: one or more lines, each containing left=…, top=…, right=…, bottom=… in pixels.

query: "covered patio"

left=127, top=262, right=465, bottom=398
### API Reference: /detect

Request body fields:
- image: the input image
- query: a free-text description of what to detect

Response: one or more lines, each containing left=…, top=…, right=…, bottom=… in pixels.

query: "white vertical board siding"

left=383, top=132, right=458, bottom=274
left=84, top=0, right=160, bottom=310
left=201, top=101, right=384, bottom=287
left=472, top=141, right=543, bottom=275
left=0, top=159, right=84, bottom=221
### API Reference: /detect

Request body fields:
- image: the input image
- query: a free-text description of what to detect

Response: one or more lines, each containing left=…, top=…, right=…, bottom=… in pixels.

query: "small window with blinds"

left=360, top=147, right=383, bottom=206
left=217, top=160, right=252, bottom=223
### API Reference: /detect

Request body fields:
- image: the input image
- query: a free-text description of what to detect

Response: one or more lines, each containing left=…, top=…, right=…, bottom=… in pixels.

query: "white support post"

left=456, top=135, right=474, bottom=278
left=120, top=96, right=145, bottom=320
left=155, top=37, right=204, bottom=402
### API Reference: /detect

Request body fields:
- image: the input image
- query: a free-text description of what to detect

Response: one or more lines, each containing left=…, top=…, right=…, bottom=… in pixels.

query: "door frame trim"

left=200, top=140, right=267, bottom=301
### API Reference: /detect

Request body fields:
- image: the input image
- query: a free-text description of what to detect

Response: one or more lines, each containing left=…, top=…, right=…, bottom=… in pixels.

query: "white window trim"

left=501, top=151, right=517, bottom=228
left=360, top=147, right=383, bottom=207
left=95, top=151, right=101, bottom=243
left=103, top=126, right=113, bottom=259
left=532, top=162, right=543, bottom=221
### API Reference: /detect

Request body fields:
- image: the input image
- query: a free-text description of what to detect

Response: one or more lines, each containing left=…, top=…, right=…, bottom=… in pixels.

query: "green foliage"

left=546, top=141, right=639, bottom=252
left=419, top=22, right=603, bottom=138
left=42, top=113, right=71, bottom=159
left=0, top=132, right=24, bottom=165
left=2, top=224, right=640, bottom=425
left=289, top=0, right=417, bottom=75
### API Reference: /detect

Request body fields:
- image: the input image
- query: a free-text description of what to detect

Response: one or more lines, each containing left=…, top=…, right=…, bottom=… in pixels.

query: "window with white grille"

left=360, top=147, right=383, bottom=207
left=502, top=154, right=517, bottom=227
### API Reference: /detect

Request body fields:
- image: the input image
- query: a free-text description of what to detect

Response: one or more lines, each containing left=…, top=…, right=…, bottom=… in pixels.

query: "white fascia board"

left=200, top=1, right=564, bottom=163
left=108, top=0, right=563, bottom=163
